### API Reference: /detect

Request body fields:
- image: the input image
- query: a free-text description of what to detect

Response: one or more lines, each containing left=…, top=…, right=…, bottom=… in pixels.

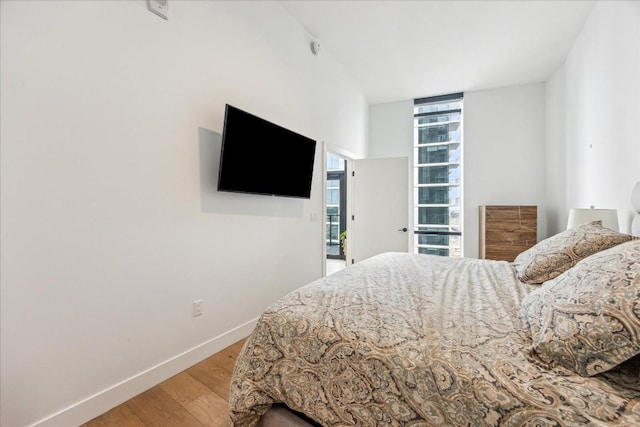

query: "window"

left=413, top=93, right=463, bottom=257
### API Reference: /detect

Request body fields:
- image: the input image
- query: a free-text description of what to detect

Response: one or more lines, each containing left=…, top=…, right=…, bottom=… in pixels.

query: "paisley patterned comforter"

left=229, top=252, right=640, bottom=426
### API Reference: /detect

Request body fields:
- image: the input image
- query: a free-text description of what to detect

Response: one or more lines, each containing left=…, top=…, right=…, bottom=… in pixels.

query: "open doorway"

left=326, top=152, right=347, bottom=275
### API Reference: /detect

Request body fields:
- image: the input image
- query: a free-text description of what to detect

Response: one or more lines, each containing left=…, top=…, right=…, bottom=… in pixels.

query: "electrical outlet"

left=193, top=300, right=203, bottom=317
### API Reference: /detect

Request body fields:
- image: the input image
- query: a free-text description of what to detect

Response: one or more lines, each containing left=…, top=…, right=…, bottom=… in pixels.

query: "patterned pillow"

left=512, top=221, right=632, bottom=284
left=521, top=239, right=640, bottom=376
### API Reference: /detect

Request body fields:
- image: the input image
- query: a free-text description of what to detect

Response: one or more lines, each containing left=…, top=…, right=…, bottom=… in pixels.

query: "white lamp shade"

left=633, top=214, right=640, bottom=237
left=567, top=208, right=619, bottom=231
left=632, top=182, right=640, bottom=213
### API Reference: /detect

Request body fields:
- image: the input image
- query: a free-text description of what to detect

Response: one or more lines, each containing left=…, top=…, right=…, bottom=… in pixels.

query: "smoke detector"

left=148, top=0, right=168, bottom=20
left=310, top=41, right=321, bottom=55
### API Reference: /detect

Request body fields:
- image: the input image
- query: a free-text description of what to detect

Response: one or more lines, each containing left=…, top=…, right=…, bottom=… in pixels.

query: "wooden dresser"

left=479, top=205, right=537, bottom=262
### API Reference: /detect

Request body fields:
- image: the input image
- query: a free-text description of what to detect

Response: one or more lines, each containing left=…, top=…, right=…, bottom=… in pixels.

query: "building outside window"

left=413, top=93, right=463, bottom=257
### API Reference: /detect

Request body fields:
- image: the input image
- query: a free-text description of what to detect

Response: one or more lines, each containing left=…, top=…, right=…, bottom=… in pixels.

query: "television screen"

left=217, top=105, right=317, bottom=199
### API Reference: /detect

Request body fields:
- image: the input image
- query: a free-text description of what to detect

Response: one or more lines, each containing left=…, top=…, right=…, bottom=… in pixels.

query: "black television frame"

left=217, top=104, right=317, bottom=199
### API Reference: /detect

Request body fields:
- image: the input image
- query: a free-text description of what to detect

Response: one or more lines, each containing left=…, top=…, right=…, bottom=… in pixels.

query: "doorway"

left=326, top=152, right=347, bottom=274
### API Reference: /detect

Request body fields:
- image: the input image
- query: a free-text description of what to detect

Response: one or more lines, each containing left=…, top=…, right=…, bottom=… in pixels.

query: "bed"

left=229, top=221, right=640, bottom=426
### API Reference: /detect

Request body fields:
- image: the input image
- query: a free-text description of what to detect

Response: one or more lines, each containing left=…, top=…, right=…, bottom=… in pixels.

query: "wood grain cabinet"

left=479, top=205, right=537, bottom=262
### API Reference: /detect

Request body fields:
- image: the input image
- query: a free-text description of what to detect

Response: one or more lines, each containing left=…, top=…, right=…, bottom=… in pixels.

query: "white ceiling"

left=281, top=0, right=595, bottom=104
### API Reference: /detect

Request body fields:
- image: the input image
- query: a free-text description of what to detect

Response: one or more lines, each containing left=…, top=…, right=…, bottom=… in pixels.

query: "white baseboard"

left=30, top=318, right=259, bottom=427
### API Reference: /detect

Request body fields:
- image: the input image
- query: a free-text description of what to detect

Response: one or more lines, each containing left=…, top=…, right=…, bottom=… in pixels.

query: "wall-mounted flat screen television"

left=217, top=104, right=317, bottom=199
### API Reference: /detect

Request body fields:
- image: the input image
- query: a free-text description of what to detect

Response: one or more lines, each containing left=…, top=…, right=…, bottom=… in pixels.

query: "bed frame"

left=256, top=404, right=320, bottom=427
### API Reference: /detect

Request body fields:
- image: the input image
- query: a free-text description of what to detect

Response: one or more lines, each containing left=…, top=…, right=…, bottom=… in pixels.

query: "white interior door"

left=351, top=157, right=409, bottom=263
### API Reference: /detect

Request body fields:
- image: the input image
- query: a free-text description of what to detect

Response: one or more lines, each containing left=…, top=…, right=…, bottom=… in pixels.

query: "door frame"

left=326, top=169, right=347, bottom=260
left=322, top=147, right=353, bottom=276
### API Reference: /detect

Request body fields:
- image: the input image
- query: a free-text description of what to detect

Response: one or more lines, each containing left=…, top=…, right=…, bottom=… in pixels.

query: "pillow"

left=521, top=239, right=640, bottom=376
left=512, top=221, right=632, bottom=284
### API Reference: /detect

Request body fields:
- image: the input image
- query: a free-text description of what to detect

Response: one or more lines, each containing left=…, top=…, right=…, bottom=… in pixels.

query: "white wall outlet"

left=193, top=300, right=203, bottom=317
left=148, top=0, right=168, bottom=20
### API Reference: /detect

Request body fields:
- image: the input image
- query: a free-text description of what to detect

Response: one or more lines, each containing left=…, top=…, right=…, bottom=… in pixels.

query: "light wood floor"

left=81, top=338, right=247, bottom=427
left=326, top=258, right=347, bottom=276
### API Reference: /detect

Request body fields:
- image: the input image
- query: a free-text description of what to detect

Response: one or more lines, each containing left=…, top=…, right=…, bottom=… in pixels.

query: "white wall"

left=368, top=100, right=414, bottom=159
left=546, top=1, right=640, bottom=234
left=544, top=67, right=567, bottom=236
left=464, top=83, right=547, bottom=257
left=368, top=99, right=414, bottom=249
left=369, top=85, right=546, bottom=259
left=0, top=1, right=367, bottom=426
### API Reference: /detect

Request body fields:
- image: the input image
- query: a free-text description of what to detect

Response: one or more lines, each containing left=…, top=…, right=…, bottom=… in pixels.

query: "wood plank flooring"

left=82, top=338, right=247, bottom=427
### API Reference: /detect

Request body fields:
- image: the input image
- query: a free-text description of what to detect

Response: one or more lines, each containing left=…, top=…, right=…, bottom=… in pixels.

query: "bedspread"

left=229, top=252, right=640, bottom=426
